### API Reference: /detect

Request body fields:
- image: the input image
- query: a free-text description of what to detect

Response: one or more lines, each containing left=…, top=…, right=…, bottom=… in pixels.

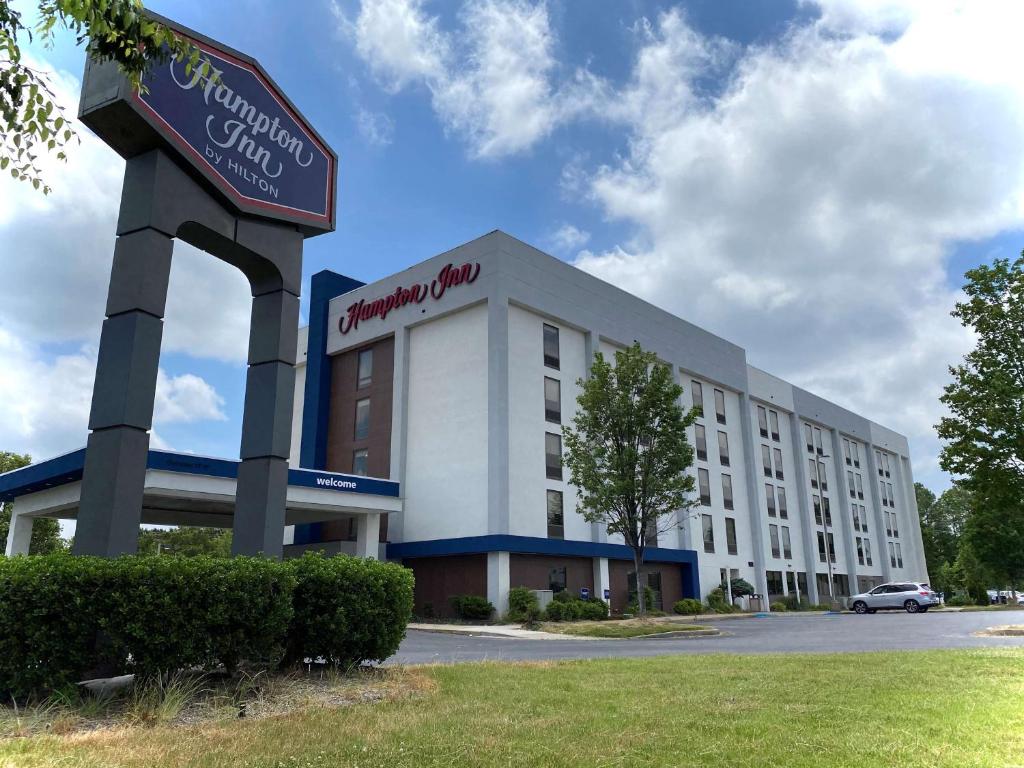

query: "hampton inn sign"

left=70, top=12, right=338, bottom=559
left=339, top=261, right=481, bottom=334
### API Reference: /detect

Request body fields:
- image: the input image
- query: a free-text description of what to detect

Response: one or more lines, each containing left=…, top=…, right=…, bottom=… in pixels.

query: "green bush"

left=287, top=553, right=414, bottom=667
left=673, top=598, right=704, bottom=615
left=449, top=595, right=494, bottom=621
left=545, top=598, right=581, bottom=622
left=506, top=587, right=541, bottom=623
left=946, top=594, right=972, bottom=607
left=770, top=601, right=788, bottom=612
left=721, top=577, right=755, bottom=598
left=578, top=598, right=609, bottom=621
left=0, top=552, right=413, bottom=699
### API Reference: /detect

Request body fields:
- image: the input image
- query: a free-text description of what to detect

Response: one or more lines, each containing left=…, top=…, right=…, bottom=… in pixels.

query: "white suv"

left=850, top=582, right=941, bottom=614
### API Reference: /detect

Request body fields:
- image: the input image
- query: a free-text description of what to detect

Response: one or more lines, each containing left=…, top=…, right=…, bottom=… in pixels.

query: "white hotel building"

left=285, top=231, right=928, bottom=617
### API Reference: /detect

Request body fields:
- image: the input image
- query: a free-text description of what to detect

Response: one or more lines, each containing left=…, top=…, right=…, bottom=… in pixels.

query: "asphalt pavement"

left=389, top=610, right=1024, bottom=665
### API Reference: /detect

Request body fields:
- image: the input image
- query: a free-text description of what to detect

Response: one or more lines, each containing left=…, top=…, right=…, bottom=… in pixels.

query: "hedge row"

left=0, top=552, right=414, bottom=699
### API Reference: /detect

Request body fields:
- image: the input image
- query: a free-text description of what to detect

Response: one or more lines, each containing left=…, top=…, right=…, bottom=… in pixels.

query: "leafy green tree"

left=137, top=526, right=232, bottom=557
left=2, top=0, right=203, bottom=193
left=562, top=343, right=697, bottom=615
left=938, top=255, right=1024, bottom=497
left=916, top=483, right=970, bottom=579
left=963, top=486, right=1024, bottom=593
left=952, top=542, right=994, bottom=606
left=0, top=451, right=65, bottom=554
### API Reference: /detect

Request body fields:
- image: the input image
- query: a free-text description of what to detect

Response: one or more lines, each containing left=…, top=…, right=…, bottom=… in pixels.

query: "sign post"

left=72, top=13, right=337, bottom=558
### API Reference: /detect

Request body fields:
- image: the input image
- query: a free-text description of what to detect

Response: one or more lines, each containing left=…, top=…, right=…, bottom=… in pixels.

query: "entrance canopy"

left=0, top=449, right=400, bottom=558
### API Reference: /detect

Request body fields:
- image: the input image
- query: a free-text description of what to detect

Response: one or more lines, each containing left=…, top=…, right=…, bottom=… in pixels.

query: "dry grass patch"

left=541, top=618, right=711, bottom=638
left=975, top=624, right=1024, bottom=637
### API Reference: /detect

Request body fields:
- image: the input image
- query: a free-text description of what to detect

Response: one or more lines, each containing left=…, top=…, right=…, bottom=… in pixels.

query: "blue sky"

left=2, top=0, right=1023, bottom=500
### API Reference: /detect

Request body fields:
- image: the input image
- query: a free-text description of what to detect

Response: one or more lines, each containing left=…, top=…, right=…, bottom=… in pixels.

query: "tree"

left=137, top=526, right=232, bottom=557
left=916, top=482, right=970, bottom=579
left=562, top=343, right=697, bottom=615
left=963, top=486, right=1024, bottom=593
left=2, top=0, right=203, bottom=193
left=938, top=255, right=1024, bottom=498
left=0, top=451, right=65, bottom=554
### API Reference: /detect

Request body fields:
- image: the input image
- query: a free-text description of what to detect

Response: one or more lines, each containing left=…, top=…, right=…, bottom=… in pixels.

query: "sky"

left=2, top=0, right=1024, bottom=512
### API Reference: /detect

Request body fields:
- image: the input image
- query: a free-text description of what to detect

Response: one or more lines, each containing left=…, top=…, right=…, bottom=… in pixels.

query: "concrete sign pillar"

left=71, top=13, right=336, bottom=558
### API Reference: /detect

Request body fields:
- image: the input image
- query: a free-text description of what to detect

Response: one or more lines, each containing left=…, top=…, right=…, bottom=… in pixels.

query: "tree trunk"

left=632, top=549, right=645, bottom=616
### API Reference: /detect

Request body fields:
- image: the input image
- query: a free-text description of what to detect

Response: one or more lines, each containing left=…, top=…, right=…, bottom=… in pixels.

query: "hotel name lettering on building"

left=339, top=261, right=480, bottom=334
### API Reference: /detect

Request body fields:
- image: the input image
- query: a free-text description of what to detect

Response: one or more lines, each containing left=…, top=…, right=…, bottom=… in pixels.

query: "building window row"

left=847, top=470, right=864, bottom=500
left=544, top=325, right=564, bottom=539
left=813, top=494, right=832, bottom=527
left=851, top=503, right=868, bottom=533
left=761, top=444, right=784, bottom=480
left=842, top=437, right=861, bottom=469
left=888, top=541, right=904, bottom=568
left=804, top=424, right=824, bottom=456
left=765, top=483, right=788, bottom=519
left=757, top=404, right=782, bottom=442
left=703, top=514, right=739, bottom=555
left=817, top=531, right=836, bottom=563
left=808, top=458, right=828, bottom=491
left=691, top=380, right=727, bottom=425
left=547, top=489, right=564, bottom=539
left=880, top=480, right=896, bottom=508
left=876, top=449, right=892, bottom=478
left=856, top=536, right=873, bottom=566
left=884, top=510, right=900, bottom=538
left=769, top=523, right=793, bottom=560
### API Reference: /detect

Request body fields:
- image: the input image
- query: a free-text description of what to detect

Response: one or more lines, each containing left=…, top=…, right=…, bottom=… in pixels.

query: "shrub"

left=506, top=587, right=542, bottom=623
left=545, top=598, right=582, bottom=622
left=287, top=554, right=414, bottom=667
left=673, top=598, right=704, bottom=615
left=721, top=577, right=755, bottom=598
left=705, top=587, right=730, bottom=612
left=770, top=601, right=788, bottom=612
left=449, top=594, right=495, bottom=621
left=552, top=590, right=575, bottom=603
left=946, top=594, right=971, bottom=607
left=578, top=598, right=609, bottom=621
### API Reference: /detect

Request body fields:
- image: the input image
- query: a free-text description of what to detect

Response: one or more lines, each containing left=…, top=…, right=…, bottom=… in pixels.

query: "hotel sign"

left=339, top=261, right=480, bottom=334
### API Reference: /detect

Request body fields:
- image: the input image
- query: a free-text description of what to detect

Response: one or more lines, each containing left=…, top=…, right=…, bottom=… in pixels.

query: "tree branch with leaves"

left=563, top=343, right=697, bottom=615
left=1, top=0, right=204, bottom=193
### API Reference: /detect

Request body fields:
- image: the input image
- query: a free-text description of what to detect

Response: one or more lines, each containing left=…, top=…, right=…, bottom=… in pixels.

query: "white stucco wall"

left=402, top=302, right=490, bottom=541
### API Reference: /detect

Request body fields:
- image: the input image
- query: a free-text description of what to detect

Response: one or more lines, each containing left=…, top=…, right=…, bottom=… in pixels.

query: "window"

left=545, top=433, right=562, bottom=480
left=881, top=480, right=889, bottom=507
left=782, top=526, right=792, bottom=559
left=645, top=519, right=658, bottom=547
left=818, top=462, right=828, bottom=491
left=769, top=524, right=781, bottom=558
left=543, top=324, right=560, bottom=369
left=726, top=517, right=738, bottom=555
left=864, top=538, right=873, bottom=566
left=814, top=427, right=824, bottom=455
left=844, top=438, right=852, bottom=466
left=855, top=473, right=864, bottom=500
left=852, top=505, right=861, bottom=532
left=778, top=487, right=788, bottom=519
left=827, top=532, right=836, bottom=562
left=817, top=532, right=827, bottom=562
left=722, top=474, right=734, bottom=510
left=357, top=348, right=373, bottom=389
left=852, top=442, right=861, bottom=468
left=769, top=410, right=780, bottom=441
left=702, top=514, right=715, bottom=553
left=860, top=505, right=868, bottom=532
left=766, top=570, right=784, bottom=597
left=546, top=490, right=564, bottom=539
left=823, top=496, right=832, bottom=526
left=804, top=423, right=814, bottom=453
left=695, top=424, right=707, bottom=461
left=773, top=447, right=784, bottom=480
left=691, top=380, right=704, bottom=417
left=544, top=377, right=561, bottom=423
left=714, top=389, right=727, bottom=424
left=856, top=537, right=865, bottom=565
left=352, top=448, right=368, bottom=476
left=887, top=483, right=895, bottom=508
left=762, top=445, right=773, bottom=478
left=891, top=512, right=899, bottom=538
left=883, top=453, right=891, bottom=477
left=885, top=511, right=893, bottom=537
left=765, top=483, right=777, bottom=517
left=549, top=566, right=567, bottom=593
left=848, top=470, right=856, bottom=499
left=354, top=398, right=370, bottom=440
left=809, top=458, right=819, bottom=488
left=757, top=405, right=769, bottom=438
left=698, top=468, right=711, bottom=506
left=718, top=431, right=730, bottom=466
left=889, top=541, right=897, bottom=568
left=813, top=495, right=822, bottom=525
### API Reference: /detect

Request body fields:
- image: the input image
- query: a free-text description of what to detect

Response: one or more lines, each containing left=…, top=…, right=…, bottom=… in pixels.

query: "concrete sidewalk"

left=407, top=622, right=584, bottom=640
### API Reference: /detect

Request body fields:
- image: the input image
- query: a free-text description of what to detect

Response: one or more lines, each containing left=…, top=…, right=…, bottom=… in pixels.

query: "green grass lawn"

left=541, top=620, right=709, bottom=637
left=3, top=649, right=1023, bottom=767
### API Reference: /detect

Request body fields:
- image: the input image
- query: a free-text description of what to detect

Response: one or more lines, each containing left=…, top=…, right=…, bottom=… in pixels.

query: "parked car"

left=850, top=582, right=941, bottom=614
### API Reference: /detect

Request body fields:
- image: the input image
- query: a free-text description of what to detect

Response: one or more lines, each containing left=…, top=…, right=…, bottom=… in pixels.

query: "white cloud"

left=571, top=3, right=1024, bottom=490
left=347, top=0, right=602, bottom=158
left=0, top=330, right=225, bottom=461
left=356, top=107, right=395, bottom=146
left=546, top=223, right=591, bottom=253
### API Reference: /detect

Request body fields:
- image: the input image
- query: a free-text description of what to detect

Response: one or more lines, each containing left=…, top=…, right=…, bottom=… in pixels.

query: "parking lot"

left=391, top=610, right=1024, bottom=665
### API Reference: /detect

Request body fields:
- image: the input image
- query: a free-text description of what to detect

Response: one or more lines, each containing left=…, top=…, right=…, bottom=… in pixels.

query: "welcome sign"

left=132, top=35, right=335, bottom=229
